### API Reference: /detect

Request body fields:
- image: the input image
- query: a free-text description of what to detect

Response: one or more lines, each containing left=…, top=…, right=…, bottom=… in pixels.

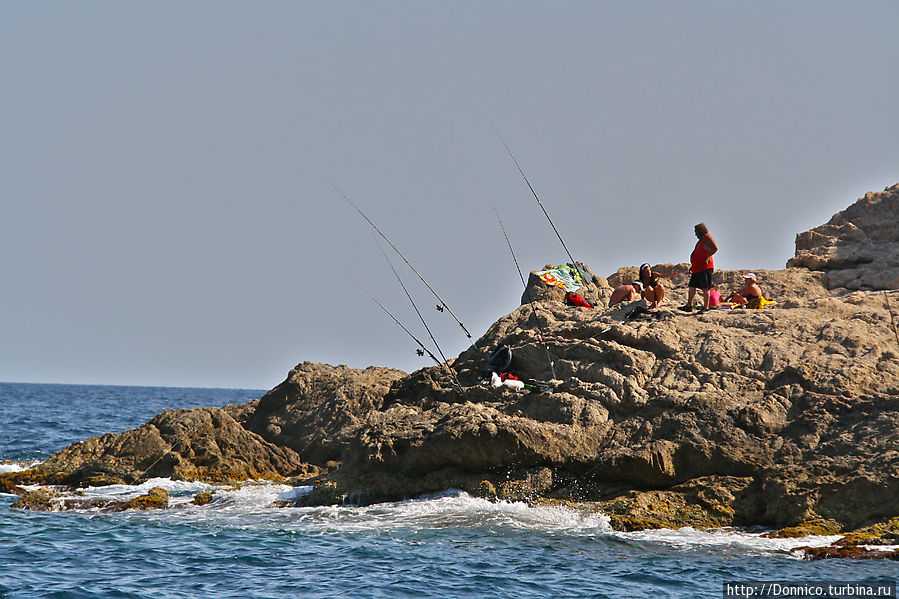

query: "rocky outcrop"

left=310, top=264, right=898, bottom=531
left=6, top=407, right=316, bottom=487
left=5, top=185, right=899, bottom=546
left=242, top=362, right=407, bottom=465
left=788, top=184, right=899, bottom=290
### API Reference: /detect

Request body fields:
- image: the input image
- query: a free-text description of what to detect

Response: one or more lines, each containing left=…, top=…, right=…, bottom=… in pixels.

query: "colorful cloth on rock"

left=535, top=265, right=584, bottom=293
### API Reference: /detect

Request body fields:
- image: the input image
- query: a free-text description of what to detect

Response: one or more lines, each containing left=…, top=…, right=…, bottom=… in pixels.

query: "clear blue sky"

left=2, top=1, right=897, bottom=389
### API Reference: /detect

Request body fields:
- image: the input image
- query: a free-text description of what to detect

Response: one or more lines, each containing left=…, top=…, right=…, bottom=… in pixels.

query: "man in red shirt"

left=680, top=222, right=718, bottom=312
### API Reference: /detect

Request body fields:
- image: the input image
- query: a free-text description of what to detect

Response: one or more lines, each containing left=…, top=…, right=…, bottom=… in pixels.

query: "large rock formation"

left=5, top=185, right=899, bottom=541
left=10, top=407, right=316, bottom=487
left=788, top=184, right=899, bottom=290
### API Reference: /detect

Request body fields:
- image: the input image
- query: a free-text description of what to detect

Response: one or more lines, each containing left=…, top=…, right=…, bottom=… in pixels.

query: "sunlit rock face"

left=788, top=184, right=899, bottom=290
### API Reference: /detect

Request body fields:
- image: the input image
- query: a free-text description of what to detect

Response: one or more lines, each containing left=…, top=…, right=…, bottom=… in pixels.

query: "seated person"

left=728, top=273, right=764, bottom=306
left=638, top=263, right=677, bottom=309
left=609, top=281, right=642, bottom=307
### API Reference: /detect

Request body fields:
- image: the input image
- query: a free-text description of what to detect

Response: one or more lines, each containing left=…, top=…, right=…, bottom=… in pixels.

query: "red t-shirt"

left=690, top=234, right=715, bottom=273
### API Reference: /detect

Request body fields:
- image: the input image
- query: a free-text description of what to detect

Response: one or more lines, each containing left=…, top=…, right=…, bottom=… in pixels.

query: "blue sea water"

left=1, top=383, right=896, bottom=599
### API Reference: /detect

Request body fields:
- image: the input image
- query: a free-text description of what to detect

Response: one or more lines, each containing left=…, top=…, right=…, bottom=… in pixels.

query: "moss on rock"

left=12, top=488, right=60, bottom=511
left=0, top=477, right=26, bottom=495
left=126, top=487, right=169, bottom=510
left=192, top=491, right=215, bottom=506
left=834, top=517, right=899, bottom=546
left=597, top=490, right=735, bottom=532
left=763, top=518, right=843, bottom=538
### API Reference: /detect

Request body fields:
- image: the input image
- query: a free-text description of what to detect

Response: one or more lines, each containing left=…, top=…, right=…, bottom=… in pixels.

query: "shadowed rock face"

left=5, top=185, right=899, bottom=537
left=788, top=184, right=899, bottom=290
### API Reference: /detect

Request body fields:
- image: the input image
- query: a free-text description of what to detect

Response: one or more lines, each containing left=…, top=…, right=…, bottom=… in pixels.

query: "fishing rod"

left=345, top=271, right=444, bottom=369
left=329, top=180, right=480, bottom=351
left=492, top=127, right=579, bottom=270
left=887, top=291, right=899, bottom=350
left=881, top=275, right=899, bottom=350
left=494, top=208, right=557, bottom=379
left=376, top=239, right=464, bottom=391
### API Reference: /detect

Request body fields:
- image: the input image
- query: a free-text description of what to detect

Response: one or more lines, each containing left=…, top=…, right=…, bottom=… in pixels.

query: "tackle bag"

left=565, top=292, right=593, bottom=309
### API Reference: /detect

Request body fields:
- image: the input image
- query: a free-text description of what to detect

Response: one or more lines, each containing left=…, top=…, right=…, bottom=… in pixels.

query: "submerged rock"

left=11, top=486, right=169, bottom=512
left=795, top=545, right=899, bottom=561
left=192, top=491, right=215, bottom=506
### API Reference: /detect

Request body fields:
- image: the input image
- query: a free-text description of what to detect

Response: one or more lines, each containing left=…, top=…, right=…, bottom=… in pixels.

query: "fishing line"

left=375, top=238, right=465, bottom=391
left=494, top=208, right=557, bottom=379
left=328, top=180, right=480, bottom=351
left=491, top=126, right=579, bottom=269
left=345, top=270, right=444, bottom=369
left=131, top=418, right=202, bottom=484
left=491, top=127, right=599, bottom=308
left=881, top=276, right=899, bottom=350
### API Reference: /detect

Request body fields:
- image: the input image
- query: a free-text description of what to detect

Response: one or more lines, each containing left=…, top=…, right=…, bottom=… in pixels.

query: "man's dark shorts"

left=689, top=268, right=714, bottom=290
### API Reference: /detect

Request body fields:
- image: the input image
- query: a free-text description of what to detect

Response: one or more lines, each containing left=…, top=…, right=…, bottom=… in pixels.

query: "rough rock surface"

left=788, top=184, right=899, bottom=290
left=242, top=363, right=407, bottom=465
left=6, top=407, right=315, bottom=487
left=5, top=185, right=899, bottom=543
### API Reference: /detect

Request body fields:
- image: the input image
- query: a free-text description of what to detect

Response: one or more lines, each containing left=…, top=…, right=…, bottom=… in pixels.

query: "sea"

left=1, top=382, right=896, bottom=599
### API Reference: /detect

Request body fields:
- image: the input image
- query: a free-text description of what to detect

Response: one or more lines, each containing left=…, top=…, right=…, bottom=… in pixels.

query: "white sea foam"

left=268, top=489, right=614, bottom=535
left=79, top=477, right=219, bottom=506
left=0, top=460, right=41, bottom=474
left=30, top=481, right=892, bottom=558
left=618, top=526, right=844, bottom=557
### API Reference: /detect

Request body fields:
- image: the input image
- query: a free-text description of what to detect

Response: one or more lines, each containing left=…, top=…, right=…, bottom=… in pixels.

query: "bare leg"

left=654, top=284, right=665, bottom=308
left=702, top=288, right=711, bottom=310
left=687, top=286, right=697, bottom=307
left=731, top=292, right=747, bottom=305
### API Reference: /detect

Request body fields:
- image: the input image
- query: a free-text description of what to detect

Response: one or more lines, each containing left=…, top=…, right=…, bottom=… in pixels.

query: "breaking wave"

left=25, top=479, right=854, bottom=559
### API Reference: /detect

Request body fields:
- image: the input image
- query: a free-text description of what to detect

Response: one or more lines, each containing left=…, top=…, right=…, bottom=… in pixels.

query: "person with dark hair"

left=680, top=222, right=718, bottom=312
left=638, top=263, right=677, bottom=309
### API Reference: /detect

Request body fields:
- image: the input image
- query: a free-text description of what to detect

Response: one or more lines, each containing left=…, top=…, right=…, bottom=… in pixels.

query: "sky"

left=2, top=1, right=897, bottom=390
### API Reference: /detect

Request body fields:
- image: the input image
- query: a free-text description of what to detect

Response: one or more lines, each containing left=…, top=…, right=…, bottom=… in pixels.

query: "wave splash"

left=16, top=478, right=853, bottom=558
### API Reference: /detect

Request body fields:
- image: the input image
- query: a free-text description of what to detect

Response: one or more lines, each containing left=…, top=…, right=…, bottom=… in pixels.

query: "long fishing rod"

left=882, top=276, right=899, bottom=350
left=376, top=239, right=464, bottom=391
left=492, top=127, right=579, bottom=270
left=494, top=208, right=557, bottom=380
left=886, top=291, right=899, bottom=349
left=345, top=271, right=445, bottom=369
left=329, top=180, right=480, bottom=351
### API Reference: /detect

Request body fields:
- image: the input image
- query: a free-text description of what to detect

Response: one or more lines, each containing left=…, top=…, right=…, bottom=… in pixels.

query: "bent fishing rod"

left=376, top=239, right=464, bottom=391
left=329, top=180, right=480, bottom=352
left=494, top=208, right=557, bottom=380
